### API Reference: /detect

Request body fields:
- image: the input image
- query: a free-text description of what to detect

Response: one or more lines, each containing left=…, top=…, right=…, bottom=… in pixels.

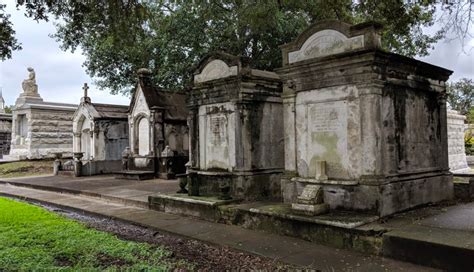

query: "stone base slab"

left=282, top=172, right=453, bottom=216
left=291, top=203, right=329, bottom=216
left=148, top=194, right=381, bottom=254
left=115, top=170, right=155, bottom=180
left=9, top=147, right=73, bottom=160
left=189, top=170, right=282, bottom=201
left=81, top=160, right=122, bottom=176
left=148, top=194, right=241, bottom=220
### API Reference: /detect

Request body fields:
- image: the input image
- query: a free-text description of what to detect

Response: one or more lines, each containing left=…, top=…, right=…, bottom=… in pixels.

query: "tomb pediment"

left=194, top=60, right=238, bottom=83
left=281, top=20, right=383, bottom=65
left=194, top=52, right=244, bottom=84
left=288, top=29, right=363, bottom=63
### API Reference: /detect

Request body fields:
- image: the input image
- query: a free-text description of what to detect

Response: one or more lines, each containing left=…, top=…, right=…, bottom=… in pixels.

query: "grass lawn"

left=0, top=160, right=53, bottom=178
left=0, top=197, right=191, bottom=271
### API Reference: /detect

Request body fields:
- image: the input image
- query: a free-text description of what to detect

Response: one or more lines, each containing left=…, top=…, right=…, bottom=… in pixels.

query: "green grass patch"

left=0, top=160, right=52, bottom=178
left=0, top=197, right=191, bottom=271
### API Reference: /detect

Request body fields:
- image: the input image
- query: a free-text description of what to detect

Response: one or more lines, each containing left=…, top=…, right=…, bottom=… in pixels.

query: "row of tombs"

left=10, top=21, right=456, bottom=217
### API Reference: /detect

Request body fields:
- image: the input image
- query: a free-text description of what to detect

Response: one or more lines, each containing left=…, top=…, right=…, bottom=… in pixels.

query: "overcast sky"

left=0, top=1, right=473, bottom=107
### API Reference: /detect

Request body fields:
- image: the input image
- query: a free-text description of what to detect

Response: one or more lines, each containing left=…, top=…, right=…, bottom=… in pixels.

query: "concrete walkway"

left=0, top=175, right=176, bottom=207
left=0, top=182, right=435, bottom=271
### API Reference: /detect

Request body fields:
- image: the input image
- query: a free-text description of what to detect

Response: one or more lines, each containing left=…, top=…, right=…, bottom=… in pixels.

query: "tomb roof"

left=130, top=70, right=188, bottom=121
left=90, top=103, right=129, bottom=120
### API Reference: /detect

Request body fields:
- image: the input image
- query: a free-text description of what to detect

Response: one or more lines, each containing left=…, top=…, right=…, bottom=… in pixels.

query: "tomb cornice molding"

left=277, top=50, right=452, bottom=87
left=383, top=79, right=448, bottom=96
left=356, top=81, right=385, bottom=96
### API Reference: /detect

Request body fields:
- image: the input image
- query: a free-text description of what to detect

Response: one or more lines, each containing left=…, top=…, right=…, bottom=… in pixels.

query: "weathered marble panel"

left=138, top=117, right=150, bottom=156
left=199, top=102, right=235, bottom=170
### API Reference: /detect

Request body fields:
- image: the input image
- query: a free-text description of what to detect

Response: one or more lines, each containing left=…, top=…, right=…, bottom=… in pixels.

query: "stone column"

left=91, top=125, right=98, bottom=160
left=129, top=120, right=135, bottom=155
left=73, top=132, right=81, bottom=153
left=234, top=102, right=245, bottom=169
left=149, top=111, right=156, bottom=156
left=188, top=107, right=199, bottom=169
left=358, top=83, right=384, bottom=183
left=439, top=94, right=450, bottom=171
left=282, top=81, right=297, bottom=173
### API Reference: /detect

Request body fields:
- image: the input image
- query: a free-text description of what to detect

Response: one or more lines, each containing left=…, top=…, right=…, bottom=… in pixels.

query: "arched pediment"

left=131, top=86, right=150, bottom=118
left=193, top=52, right=244, bottom=84
left=195, top=59, right=238, bottom=83
left=281, top=20, right=382, bottom=65
left=289, top=29, right=363, bottom=63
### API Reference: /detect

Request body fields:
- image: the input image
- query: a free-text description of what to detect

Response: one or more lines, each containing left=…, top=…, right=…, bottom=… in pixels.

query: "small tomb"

left=120, top=68, right=189, bottom=180
left=0, top=91, right=12, bottom=159
left=72, top=83, right=129, bottom=175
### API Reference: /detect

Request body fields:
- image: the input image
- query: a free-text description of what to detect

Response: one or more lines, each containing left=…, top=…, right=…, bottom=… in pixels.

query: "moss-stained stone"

left=309, top=132, right=343, bottom=178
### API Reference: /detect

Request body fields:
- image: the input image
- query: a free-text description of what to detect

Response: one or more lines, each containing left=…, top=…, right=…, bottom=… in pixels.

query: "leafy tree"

left=4, top=105, right=12, bottom=114
left=467, top=107, right=474, bottom=124
left=0, top=3, right=21, bottom=60
left=1, top=1, right=473, bottom=95
left=447, top=78, right=474, bottom=116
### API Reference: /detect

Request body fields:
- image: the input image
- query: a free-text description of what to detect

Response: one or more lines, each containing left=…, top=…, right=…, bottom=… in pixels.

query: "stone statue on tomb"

left=21, top=67, right=39, bottom=96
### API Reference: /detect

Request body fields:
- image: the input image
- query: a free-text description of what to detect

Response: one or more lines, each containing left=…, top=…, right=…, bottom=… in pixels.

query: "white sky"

left=0, top=1, right=473, bottom=107
left=0, top=1, right=130, bottom=106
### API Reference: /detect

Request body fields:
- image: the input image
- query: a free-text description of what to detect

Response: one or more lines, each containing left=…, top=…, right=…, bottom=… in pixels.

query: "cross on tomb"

left=83, top=83, right=89, bottom=98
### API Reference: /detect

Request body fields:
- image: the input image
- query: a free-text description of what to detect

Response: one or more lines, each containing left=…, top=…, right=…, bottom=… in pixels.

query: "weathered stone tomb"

left=188, top=52, right=284, bottom=200
left=121, top=68, right=188, bottom=179
left=0, top=92, right=12, bottom=158
left=277, top=21, right=453, bottom=216
left=9, top=68, right=76, bottom=160
left=72, top=84, right=129, bottom=175
left=447, top=110, right=469, bottom=173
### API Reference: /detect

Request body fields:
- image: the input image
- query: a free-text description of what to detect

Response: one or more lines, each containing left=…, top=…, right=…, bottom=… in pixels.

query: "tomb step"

left=115, top=170, right=155, bottom=180
left=148, top=194, right=382, bottom=255
left=383, top=224, right=474, bottom=271
left=58, top=170, right=74, bottom=177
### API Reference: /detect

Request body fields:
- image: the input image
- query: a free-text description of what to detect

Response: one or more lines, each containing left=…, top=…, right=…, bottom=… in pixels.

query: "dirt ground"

left=0, top=160, right=53, bottom=178
left=37, top=201, right=296, bottom=271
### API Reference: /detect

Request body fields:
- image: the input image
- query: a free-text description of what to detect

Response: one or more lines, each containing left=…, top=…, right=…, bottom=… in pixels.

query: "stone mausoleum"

left=277, top=20, right=453, bottom=216
left=188, top=52, right=284, bottom=200
left=72, top=84, right=129, bottom=175
left=0, top=91, right=12, bottom=159
left=9, top=67, right=77, bottom=160
left=120, top=68, right=189, bottom=180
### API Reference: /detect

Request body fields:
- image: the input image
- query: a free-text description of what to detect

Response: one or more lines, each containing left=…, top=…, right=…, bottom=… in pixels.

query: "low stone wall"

left=81, top=160, right=122, bottom=176
left=447, top=110, right=468, bottom=172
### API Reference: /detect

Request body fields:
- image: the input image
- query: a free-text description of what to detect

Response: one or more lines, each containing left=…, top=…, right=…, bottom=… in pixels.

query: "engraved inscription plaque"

left=209, top=115, right=227, bottom=146
left=309, top=101, right=347, bottom=133
left=306, top=100, right=349, bottom=178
